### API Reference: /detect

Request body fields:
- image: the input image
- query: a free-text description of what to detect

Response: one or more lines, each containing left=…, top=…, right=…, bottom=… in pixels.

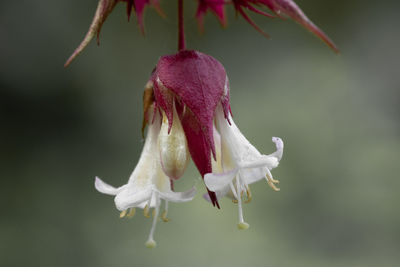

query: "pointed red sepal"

left=151, top=50, right=231, bottom=207
left=64, top=0, right=165, bottom=67
left=126, top=0, right=134, bottom=21
left=233, top=1, right=271, bottom=38
left=262, top=0, right=339, bottom=53
left=196, top=0, right=227, bottom=32
left=132, top=0, right=149, bottom=34
left=64, top=0, right=119, bottom=67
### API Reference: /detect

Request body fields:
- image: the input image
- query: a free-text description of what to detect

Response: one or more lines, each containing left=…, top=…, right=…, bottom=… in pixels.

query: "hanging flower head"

left=66, top=0, right=337, bottom=249
left=95, top=102, right=196, bottom=248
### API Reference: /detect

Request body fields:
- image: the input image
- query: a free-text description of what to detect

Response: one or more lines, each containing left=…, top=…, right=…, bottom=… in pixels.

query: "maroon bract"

left=232, top=0, right=275, bottom=38
left=65, top=0, right=338, bottom=67
left=151, top=50, right=230, bottom=207
left=64, top=0, right=163, bottom=67
left=231, top=0, right=339, bottom=52
left=196, top=0, right=227, bottom=31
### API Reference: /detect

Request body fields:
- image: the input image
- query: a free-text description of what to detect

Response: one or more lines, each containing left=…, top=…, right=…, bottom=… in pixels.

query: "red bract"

left=151, top=50, right=231, bottom=207
left=64, top=0, right=163, bottom=67
left=262, top=0, right=339, bottom=53
left=196, top=0, right=227, bottom=31
left=232, top=0, right=275, bottom=38
left=232, top=0, right=339, bottom=52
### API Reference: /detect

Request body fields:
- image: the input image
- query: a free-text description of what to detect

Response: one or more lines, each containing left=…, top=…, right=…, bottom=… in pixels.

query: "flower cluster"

left=65, top=0, right=338, bottom=67
left=95, top=50, right=284, bottom=246
left=66, top=0, right=337, bottom=249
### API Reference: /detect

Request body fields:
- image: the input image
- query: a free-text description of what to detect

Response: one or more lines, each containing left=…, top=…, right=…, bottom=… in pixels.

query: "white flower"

left=95, top=109, right=196, bottom=248
left=205, top=105, right=284, bottom=229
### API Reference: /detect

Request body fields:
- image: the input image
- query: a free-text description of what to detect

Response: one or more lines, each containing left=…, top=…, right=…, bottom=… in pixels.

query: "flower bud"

left=158, top=107, right=189, bottom=180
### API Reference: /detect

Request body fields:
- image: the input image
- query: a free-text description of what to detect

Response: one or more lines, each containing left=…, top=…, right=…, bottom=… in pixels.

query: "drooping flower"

left=204, top=104, right=284, bottom=229
left=95, top=104, right=196, bottom=248
left=94, top=50, right=230, bottom=247
left=94, top=49, right=284, bottom=244
left=150, top=50, right=231, bottom=207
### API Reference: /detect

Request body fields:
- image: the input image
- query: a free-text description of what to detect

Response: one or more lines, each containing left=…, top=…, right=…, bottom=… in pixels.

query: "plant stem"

left=178, top=0, right=186, bottom=51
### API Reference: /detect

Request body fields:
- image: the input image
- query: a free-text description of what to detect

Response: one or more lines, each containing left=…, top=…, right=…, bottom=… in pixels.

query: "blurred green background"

left=1, top=0, right=399, bottom=266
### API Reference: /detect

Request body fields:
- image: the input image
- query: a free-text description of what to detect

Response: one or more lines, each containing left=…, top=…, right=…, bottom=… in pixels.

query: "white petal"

left=204, top=168, right=238, bottom=192
left=269, top=137, right=284, bottom=161
left=94, top=176, right=123, bottom=196
left=114, top=187, right=152, bottom=211
left=215, top=106, right=263, bottom=165
left=239, top=167, right=268, bottom=185
left=157, top=187, right=196, bottom=203
left=202, top=185, right=231, bottom=202
left=240, top=155, right=279, bottom=170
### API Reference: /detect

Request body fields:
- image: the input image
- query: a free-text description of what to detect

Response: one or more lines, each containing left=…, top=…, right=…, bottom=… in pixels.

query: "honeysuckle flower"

left=204, top=105, right=284, bottom=229
left=64, top=0, right=341, bottom=249
left=95, top=106, right=196, bottom=248
left=150, top=50, right=231, bottom=207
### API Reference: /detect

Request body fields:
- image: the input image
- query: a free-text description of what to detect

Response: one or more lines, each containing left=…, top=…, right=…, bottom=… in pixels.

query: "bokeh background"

left=1, top=0, right=399, bottom=266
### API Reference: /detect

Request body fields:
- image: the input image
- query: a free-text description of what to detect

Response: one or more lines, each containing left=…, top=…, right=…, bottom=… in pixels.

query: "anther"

left=244, top=186, right=252, bottom=204
left=267, top=180, right=280, bottom=191
left=144, top=205, right=150, bottom=218
left=266, top=173, right=280, bottom=191
left=127, top=208, right=136, bottom=218
left=161, top=210, right=169, bottom=222
left=119, top=210, right=127, bottom=218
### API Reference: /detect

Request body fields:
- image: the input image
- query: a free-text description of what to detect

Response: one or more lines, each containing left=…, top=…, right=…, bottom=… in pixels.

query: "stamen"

left=265, top=169, right=280, bottom=192
left=127, top=208, right=136, bottom=218
left=244, top=185, right=252, bottom=204
left=230, top=182, right=239, bottom=203
left=162, top=201, right=169, bottom=222
left=143, top=204, right=150, bottom=218
left=152, top=209, right=156, bottom=218
left=230, top=182, right=239, bottom=199
left=119, top=210, right=127, bottom=218
left=236, top=176, right=249, bottom=230
left=145, top=194, right=160, bottom=249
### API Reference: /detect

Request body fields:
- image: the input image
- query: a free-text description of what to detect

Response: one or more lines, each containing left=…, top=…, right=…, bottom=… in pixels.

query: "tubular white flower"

left=95, top=110, right=196, bottom=248
left=204, top=105, right=284, bottom=229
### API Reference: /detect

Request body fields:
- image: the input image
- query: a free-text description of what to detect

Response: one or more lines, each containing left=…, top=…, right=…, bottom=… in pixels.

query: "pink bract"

left=64, top=0, right=163, bottom=67
left=152, top=50, right=231, bottom=207
left=196, top=0, right=227, bottom=31
left=231, top=0, right=339, bottom=52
